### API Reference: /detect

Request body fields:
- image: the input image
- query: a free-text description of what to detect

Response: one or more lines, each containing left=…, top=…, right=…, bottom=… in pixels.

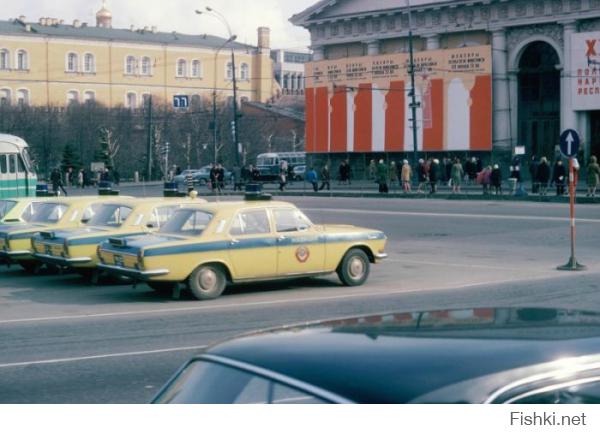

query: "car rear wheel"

left=147, top=281, right=177, bottom=294
left=188, top=264, right=226, bottom=300
left=337, top=248, right=370, bottom=286
left=18, top=260, right=37, bottom=273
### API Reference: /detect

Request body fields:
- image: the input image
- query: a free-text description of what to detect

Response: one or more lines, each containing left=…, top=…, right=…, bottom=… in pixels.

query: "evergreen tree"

left=60, top=143, right=80, bottom=171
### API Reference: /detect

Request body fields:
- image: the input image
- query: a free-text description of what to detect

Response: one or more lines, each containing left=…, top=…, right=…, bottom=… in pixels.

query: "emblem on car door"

left=295, top=246, right=310, bottom=263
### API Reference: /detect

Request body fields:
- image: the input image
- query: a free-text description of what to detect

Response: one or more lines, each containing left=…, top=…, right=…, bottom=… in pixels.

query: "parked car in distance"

left=152, top=307, right=600, bottom=404
left=97, top=198, right=387, bottom=299
left=193, top=166, right=233, bottom=186
left=173, top=170, right=201, bottom=186
left=292, top=165, right=306, bottom=181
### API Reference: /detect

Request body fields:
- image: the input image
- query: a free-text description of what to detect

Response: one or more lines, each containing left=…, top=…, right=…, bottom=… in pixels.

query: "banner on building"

left=305, top=45, right=492, bottom=153
left=572, top=31, right=600, bottom=111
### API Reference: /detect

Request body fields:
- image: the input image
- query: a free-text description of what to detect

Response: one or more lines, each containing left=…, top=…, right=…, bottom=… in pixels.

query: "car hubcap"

left=349, top=257, right=365, bottom=279
left=199, top=269, right=217, bottom=291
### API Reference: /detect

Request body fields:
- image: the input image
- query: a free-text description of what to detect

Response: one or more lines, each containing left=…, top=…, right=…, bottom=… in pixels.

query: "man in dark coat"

left=552, top=159, right=567, bottom=196
left=429, top=159, right=440, bottom=194
left=529, top=156, right=539, bottom=193
left=536, top=157, right=551, bottom=196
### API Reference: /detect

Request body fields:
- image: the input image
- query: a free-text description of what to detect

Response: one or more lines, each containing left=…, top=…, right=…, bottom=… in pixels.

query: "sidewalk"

left=195, top=180, right=600, bottom=204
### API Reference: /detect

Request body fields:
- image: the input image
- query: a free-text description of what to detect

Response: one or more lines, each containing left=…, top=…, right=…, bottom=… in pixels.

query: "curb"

left=199, top=190, right=600, bottom=204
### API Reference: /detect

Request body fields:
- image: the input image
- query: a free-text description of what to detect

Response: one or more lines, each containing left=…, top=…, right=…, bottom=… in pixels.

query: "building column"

left=561, top=21, right=578, bottom=132
left=424, top=33, right=440, bottom=50
left=491, top=28, right=512, bottom=153
left=290, top=73, right=297, bottom=92
left=311, top=46, right=325, bottom=61
left=365, top=40, right=380, bottom=56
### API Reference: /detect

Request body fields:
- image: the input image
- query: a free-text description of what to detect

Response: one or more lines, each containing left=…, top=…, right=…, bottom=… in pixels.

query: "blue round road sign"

left=559, top=129, right=580, bottom=157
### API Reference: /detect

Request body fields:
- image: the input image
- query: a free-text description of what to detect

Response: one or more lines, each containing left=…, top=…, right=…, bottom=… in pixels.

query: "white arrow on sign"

left=566, top=132, right=574, bottom=156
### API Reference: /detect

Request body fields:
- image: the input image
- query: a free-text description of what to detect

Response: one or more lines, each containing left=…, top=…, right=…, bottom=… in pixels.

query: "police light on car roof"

left=244, top=183, right=272, bottom=201
left=109, top=237, right=127, bottom=247
left=40, top=231, right=55, bottom=240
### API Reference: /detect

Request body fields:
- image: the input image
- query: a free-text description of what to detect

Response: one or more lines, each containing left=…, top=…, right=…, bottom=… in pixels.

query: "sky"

left=2, top=0, right=318, bottom=50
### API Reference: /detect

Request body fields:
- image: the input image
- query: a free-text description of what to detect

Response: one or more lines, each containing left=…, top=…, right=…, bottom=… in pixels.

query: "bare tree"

left=98, top=127, right=121, bottom=168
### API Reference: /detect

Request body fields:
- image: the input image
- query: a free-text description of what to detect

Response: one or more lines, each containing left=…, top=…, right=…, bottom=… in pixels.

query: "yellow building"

left=0, top=5, right=276, bottom=108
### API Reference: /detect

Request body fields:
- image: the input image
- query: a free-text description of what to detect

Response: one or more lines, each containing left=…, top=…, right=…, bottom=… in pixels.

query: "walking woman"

left=587, top=156, right=600, bottom=197
left=401, top=160, right=412, bottom=193
left=451, top=158, right=464, bottom=194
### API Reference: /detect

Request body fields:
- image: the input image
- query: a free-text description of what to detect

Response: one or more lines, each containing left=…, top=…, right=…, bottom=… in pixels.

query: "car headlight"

left=62, top=239, right=69, bottom=258
left=96, top=245, right=104, bottom=263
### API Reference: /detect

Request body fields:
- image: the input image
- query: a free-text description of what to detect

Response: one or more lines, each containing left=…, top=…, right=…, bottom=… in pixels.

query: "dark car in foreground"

left=153, top=307, right=600, bottom=404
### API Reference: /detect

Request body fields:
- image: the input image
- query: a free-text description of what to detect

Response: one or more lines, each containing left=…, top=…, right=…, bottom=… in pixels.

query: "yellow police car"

left=31, top=197, right=206, bottom=272
left=0, top=197, right=61, bottom=224
left=0, top=196, right=117, bottom=271
left=97, top=200, right=387, bottom=299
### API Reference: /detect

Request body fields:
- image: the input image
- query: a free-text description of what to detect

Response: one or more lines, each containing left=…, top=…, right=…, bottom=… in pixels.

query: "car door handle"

left=230, top=238, right=240, bottom=245
left=277, top=236, right=287, bottom=242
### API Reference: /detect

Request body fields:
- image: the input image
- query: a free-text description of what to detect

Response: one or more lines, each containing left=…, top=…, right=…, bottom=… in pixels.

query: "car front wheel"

left=337, top=248, right=370, bottom=286
left=188, top=264, right=226, bottom=300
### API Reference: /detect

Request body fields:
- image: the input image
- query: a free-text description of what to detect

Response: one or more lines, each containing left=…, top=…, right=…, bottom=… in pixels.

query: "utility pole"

left=407, top=0, right=419, bottom=179
left=146, top=95, right=153, bottom=182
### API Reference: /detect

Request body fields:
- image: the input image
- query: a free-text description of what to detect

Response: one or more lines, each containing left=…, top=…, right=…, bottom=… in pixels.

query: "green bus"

left=0, top=134, right=37, bottom=198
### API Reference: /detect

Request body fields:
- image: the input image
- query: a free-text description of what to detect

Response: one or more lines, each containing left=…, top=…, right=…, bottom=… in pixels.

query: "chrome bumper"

left=374, top=252, right=388, bottom=261
left=97, top=263, right=170, bottom=280
left=33, top=253, right=93, bottom=267
left=0, top=249, right=32, bottom=259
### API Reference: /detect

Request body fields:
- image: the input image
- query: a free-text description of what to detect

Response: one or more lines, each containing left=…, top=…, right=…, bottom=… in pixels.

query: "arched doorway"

left=517, top=41, right=561, bottom=159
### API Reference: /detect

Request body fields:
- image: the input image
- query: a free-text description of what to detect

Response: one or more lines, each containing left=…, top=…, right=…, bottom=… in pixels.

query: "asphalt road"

left=1, top=196, right=600, bottom=403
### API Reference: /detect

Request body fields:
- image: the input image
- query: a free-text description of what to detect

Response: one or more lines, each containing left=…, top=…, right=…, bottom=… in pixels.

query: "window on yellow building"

left=191, top=60, right=201, bottom=78
left=126, top=92, right=137, bottom=109
left=142, top=93, right=151, bottom=106
left=66, top=53, right=78, bottom=72
left=141, top=57, right=152, bottom=76
left=176, top=59, right=187, bottom=77
left=84, top=54, right=95, bottom=73
left=84, top=91, right=95, bottom=103
left=0, top=49, right=9, bottom=70
left=0, top=88, right=10, bottom=106
left=16, top=50, right=28, bottom=70
left=240, top=63, right=249, bottom=81
left=226, top=62, right=233, bottom=80
left=16, top=89, right=29, bottom=106
left=67, top=90, right=79, bottom=105
left=126, top=56, right=137, bottom=75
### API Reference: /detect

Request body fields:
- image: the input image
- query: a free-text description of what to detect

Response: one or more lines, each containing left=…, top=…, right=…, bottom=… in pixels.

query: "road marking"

left=0, top=272, right=571, bottom=325
left=387, top=258, right=535, bottom=271
left=0, top=345, right=208, bottom=369
left=305, top=208, right=600, bottom=224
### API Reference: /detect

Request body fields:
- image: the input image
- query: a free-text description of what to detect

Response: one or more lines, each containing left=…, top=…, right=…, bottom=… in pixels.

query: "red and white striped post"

left=557, top=156, right=586, bottom=271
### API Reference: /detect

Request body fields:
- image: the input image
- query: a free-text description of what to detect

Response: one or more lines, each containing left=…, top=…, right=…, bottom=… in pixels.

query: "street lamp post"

left=407, top=0, right=420, bottom=181
left=196, top=7, right=241, bottom=167
left=208, top=35, right=237, bottom=163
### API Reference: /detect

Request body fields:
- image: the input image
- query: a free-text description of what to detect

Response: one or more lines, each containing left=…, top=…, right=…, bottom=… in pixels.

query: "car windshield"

left=159, top=209, right=213, bottom=236
left=154, top=360, right=327, bottom=404
left=0, top=200, right=17, bottom=219
left=29, top=202, right=69, bottom=224
left=87, top=204, right=133, bottom=227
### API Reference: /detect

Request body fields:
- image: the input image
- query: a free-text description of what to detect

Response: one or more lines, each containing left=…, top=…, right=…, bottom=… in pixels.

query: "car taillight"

left=97, top=245, right=104, bottom=263
left=137, top=250, right=144, bottom=270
